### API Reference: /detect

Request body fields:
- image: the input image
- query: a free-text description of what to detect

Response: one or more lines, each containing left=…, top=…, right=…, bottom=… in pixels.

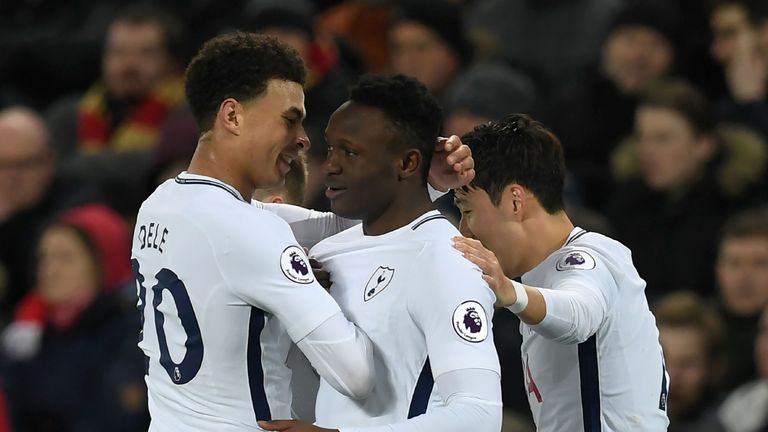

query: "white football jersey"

left=520, top=227, right=669, bottom=431
left=309, top=210, right=500, bottom=427
left=132, top=173, right=341, bottom=431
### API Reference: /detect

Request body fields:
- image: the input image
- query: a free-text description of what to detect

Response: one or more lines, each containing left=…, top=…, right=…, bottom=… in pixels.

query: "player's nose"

left=296, top=134, right=310, bottom=152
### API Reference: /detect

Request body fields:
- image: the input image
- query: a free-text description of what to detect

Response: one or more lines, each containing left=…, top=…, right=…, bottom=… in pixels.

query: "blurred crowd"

left=0, top=0, right=767, bottom=431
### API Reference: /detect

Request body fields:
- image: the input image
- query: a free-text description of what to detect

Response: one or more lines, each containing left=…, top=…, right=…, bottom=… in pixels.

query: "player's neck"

left=520, top=210, right=574, bottom=274
left=187, top=136, right=254, bottom=201
left=362, top=187, right=433, bottom=236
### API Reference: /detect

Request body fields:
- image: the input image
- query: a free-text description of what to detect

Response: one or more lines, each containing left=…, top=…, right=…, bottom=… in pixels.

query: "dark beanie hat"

left=392, top=0, right=474, bottom=64
left=244, top=0, right=315, bottom=37
left=446, top=63, right=538, bottom=121
left=606, top=0, right=680, bottom=50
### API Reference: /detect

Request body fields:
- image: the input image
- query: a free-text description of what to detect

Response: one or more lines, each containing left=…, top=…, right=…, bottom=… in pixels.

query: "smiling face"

left=323, top=101, right=402, bottom=221
left=236, top=79, right=309, bottom=189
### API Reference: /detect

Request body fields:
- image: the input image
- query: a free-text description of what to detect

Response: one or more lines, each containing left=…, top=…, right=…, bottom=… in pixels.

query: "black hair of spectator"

left=392, top=0, right=474, bottom=65
left=244, top=0, right=316, bottom=37
left=462, top=114, right=566, bottom=213
left=605, top=0, right=681, bottom=52
left=112, top=3, right=187, bottom=61
left=348, top=74, right=443, bottom=183
left=720, top=209, right=768, bottom=243
left=640, top=79, right=715, bottom=136
left=184, top=33, right=306, bottom=132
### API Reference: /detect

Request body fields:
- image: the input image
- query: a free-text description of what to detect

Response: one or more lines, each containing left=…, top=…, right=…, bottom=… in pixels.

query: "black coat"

left=3, top=294, right=148, bottom=432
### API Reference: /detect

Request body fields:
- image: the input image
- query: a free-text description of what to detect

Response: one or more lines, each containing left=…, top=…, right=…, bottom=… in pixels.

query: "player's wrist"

left=506, top=279, right=529, bottom=313
left=496, top=277, right=516, bottom=307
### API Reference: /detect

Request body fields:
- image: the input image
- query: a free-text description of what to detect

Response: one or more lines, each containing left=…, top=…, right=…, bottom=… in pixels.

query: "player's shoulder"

left=310, top=222, right=363, bottom=258
left=545, top=229, right=632, bottom=280
left=411, top=218, right=489, bottom=290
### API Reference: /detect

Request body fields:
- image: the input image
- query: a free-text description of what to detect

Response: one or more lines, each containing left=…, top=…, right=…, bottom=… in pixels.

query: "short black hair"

left=462, top=113, right=566, bottom=213
left=721, top=209, right=768, bottom=243
left=185, top=32, right=306, bottom=131
left=111, top=4, right=186, bottom=60
left=348, top=74, right=442, bottom=183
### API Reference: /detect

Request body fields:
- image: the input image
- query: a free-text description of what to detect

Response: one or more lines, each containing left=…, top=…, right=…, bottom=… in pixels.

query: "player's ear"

left=397, top=149, right=421, bottom=181
left=218, top=98, right=243, bottom=136
left=500, top=184, right=526, bottom=220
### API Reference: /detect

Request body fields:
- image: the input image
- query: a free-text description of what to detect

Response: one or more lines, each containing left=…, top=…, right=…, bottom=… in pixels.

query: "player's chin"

left=328, top=198, right=359, bottom=219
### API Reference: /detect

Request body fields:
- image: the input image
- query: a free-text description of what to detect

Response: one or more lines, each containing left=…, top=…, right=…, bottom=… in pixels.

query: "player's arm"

left=294, top=313, right=375, bottom=399
left=454, top=236, right=614, bottom=345
left=382, top=247, right=503, bottom=432
left=221, top=219, right=375, bottom=399
left=260, top=369, right=501, bottom=432
left=257, top=202, right=357, bottom=248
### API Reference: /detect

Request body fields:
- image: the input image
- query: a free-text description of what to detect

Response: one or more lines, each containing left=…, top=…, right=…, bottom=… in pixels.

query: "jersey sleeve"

left=407, top=243, right=500, bottom=379
left=256, top=202, right=358, bottom=248
left=528, top=247, right=618, bottom=344
left=339, top=369, right=502, bottom=432
left=217, top=211, right=341, bottom=342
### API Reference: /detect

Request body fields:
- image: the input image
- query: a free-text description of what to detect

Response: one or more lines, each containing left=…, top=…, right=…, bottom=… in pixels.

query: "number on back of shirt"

left=133, top=259, right=204, bottom=385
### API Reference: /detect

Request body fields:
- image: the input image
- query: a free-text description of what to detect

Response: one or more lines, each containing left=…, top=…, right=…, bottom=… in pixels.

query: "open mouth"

left=325, top=186, right=347, bottom=199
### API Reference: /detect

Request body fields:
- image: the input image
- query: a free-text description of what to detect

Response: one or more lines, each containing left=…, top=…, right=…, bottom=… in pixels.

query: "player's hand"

left=309, top=258, right=331, bottom=292
left=453, top=236, right=517, bottom=307
left=258, top=419, right=338, bottom=432
left=428, top=135, right=475, bottom=192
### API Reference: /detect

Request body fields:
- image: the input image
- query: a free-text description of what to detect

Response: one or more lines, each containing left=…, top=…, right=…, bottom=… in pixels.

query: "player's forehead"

left=256, top=79, right=306, bottom=116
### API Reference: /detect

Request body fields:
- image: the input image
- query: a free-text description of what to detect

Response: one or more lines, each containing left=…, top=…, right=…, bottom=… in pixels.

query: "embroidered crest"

left=555, top=250, right=596, bottom=271
left=452, top=301, right=489, bottom=343
left=280, top=245, right=314, bottom=284
left=364, top=266, right=395, bottom=301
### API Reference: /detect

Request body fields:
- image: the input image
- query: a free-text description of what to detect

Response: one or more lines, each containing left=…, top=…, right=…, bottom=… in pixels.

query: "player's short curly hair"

left=185, top=32, right=306, bottom=131
left=348, top=74, right=442, bottom=183
left=462, top=114, right=565, bottom=213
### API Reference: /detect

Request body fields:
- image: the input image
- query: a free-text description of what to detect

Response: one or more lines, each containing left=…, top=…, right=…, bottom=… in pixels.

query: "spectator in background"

left=715, top=210, right=768, bottom=394
left=46, top=4, right=192, bottom=216
left=607, top=79, right=766, bottom=300
left=710, top=0, right=768, bottom=139
left=244, top=0, right=357, bottom=212
left=388, top=0, right=473, bottom=102
left=715, top=304, right=768, bottom=432
left=464, top=0, right=623, bottom=98
left=1, top=204, right=147, bottom=432
left=443, top=62, right=538, bottom=137
left=0, top=107, right=98, bottom=324
left=654, top=292, right=725, bottom=432
left=547, top=0, right=679, bottom=210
